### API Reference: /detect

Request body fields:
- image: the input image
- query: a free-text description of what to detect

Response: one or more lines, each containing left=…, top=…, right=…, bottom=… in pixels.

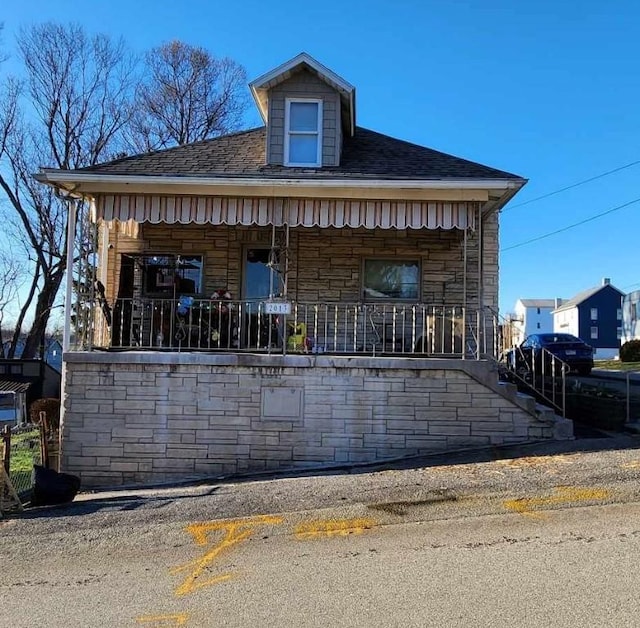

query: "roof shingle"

left=73, top=127, right=522, bottom=181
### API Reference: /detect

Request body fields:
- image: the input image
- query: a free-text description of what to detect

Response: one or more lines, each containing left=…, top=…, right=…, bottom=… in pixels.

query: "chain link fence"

left=2, top=425, right=42, bottom=499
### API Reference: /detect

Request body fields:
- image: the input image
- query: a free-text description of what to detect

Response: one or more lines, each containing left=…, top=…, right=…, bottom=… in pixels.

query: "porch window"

left=363, top=259, right=420, bottom=300
left=139, top=254, right=203, bottom=296
left=590, top=326, right=598, bottom=339
left=285, top=98, right=322, bottom=166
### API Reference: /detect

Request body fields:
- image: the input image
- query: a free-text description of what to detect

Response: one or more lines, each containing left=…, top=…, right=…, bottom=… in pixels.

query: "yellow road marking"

left=504, top=486, right=610, bottom=519
left=171, top=515, right=284, bottom=596
left=621, top=461, right=640, bottom=469
left=295, top=517, right=376, bottom=540
left=136, top=613, right=189, bottom=626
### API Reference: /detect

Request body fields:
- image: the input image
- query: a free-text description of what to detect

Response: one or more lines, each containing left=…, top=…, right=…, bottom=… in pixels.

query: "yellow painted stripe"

left=294, top=517, right=376, bottom=540
left=136, top=613, right=189, bottom=626
left=504, top=486, right=610, bottom=519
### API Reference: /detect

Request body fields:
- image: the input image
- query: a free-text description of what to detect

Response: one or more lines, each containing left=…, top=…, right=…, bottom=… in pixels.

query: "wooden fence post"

left=2, top=425, right=10, bottom=475
left=39, top=411, right=50, bottom=469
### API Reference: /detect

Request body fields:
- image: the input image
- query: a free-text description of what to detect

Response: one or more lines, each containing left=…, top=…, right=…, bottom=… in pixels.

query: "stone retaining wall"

left=61, top=352, right=561, bottom=487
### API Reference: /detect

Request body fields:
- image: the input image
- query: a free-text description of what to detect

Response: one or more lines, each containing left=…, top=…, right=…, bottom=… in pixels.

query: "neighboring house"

left=2, top=337, right=63, bottom=373
left=0, top=360, right=62, bottom=425
left=510, top=298, right=562, bottom=346
left=34, top=52, right=572, bottom=488
left=621, top=289, right=640, bottom=343
left=553, top=278, right=624, bottom=359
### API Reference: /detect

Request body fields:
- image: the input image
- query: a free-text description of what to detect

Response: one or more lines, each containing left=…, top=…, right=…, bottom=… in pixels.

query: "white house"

left=510, top=299, right=561, bottom=346
left=621, top=289, right=640, bottom=343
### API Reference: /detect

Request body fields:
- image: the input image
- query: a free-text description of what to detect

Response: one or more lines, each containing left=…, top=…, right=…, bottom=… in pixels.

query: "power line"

left=504, top=159, right=640, bottom=211
left=502, top=196, right=640, bottom=252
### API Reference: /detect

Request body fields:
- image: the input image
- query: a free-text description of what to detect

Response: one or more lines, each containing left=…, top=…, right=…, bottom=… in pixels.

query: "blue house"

left=552, top=278, right=625, bottom=359
left=1, top=337, right=62, bottom=373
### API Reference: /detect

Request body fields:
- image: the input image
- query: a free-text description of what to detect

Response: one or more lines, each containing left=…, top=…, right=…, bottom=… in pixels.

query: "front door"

left=243, top=248, right=276, bottom=300
left=242, top=248, right=280, bottom=348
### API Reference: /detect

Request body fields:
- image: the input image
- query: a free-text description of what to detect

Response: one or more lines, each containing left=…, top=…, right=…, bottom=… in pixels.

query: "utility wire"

left=502, top=196, right=640, bottom=252
left=504, top=159, right=640, bottom=211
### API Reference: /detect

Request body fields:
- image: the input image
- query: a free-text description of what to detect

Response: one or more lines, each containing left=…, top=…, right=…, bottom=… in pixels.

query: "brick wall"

left=61, top=353, right=563, bottom=488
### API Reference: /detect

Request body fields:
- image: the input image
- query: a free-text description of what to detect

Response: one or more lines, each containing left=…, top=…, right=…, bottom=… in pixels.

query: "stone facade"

left=104, top=220, right=491, bottom=310
left=61, top=352, right=567, bottom=488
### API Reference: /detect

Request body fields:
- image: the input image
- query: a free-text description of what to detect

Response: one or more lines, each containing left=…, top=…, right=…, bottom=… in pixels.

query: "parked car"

left=503, top=333, right=594, bottom=377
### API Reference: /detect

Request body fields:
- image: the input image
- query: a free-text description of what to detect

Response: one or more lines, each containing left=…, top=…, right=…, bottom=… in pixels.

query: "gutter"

left=34, top=171, right=527, bottom=191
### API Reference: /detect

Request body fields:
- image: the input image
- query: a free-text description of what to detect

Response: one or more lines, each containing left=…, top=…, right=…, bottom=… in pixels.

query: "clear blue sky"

left=3, top=0, right=640, bottom=313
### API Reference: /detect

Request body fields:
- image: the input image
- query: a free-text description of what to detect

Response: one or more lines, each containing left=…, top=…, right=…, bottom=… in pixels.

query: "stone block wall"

left=61, top=352, right=560, bottom=488
left=107, top=221, right=489, bottom=310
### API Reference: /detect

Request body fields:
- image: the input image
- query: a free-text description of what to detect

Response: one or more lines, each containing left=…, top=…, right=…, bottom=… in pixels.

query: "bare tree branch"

left=127, top=40, right=248, bottom=151
left=0, top=23, right=138, bottom=358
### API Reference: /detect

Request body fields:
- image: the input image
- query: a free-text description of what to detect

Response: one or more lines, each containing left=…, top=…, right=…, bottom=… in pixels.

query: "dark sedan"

left=504, top=333, right=594, bottom=377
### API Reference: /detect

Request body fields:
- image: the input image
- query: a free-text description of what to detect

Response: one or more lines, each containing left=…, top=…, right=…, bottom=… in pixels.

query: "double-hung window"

left=285, top=98, right=322, bottom=166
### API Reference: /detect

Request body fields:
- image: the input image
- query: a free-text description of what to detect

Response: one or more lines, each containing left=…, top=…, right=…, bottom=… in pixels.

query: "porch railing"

left=93, top=298, right=503, bottom=359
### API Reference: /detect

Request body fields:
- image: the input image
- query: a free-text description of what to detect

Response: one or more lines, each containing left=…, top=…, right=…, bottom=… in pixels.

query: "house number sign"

left=264, top=301, right=292, bottom=315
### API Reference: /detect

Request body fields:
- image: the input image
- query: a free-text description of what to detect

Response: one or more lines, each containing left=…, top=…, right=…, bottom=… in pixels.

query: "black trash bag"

left=31, top=465, right=81, bottom=507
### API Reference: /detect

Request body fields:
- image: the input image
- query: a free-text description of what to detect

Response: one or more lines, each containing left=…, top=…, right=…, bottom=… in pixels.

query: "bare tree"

left=0, top=251, right=26, bottom=357
left=127, top=40, right=248, bottom=151
left=0, top=23, right=137, bottom=358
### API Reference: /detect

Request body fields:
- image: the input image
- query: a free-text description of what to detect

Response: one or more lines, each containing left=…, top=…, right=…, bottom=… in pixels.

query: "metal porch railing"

left=91, top=298, right=502, bottom=359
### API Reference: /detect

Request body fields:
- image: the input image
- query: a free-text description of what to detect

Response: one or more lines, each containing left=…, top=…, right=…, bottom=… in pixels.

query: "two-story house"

left=510, top=298, right=561, bottom=346
left=553, top=278, right=625, bottom=358
left=34, top=53, right=572, bottom=488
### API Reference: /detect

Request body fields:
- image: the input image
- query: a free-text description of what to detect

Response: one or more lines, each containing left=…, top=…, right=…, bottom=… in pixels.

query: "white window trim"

left=284, top=98, right=323, bottom=167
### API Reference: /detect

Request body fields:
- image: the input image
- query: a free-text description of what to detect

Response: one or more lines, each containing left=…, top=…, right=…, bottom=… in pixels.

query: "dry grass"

left=594, top=360, right=640, bottom=372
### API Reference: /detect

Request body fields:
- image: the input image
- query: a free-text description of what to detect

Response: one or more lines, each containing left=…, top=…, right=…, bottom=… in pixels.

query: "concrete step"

left=515, top=391, right=537, bottom=413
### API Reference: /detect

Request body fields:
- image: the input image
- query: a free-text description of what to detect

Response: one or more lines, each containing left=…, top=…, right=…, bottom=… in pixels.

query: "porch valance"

left=97, top=195, right=478, bottom=230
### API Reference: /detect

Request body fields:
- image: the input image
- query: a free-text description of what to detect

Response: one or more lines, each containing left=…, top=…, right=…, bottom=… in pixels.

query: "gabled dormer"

left=249, top=53, right=355, bottom=168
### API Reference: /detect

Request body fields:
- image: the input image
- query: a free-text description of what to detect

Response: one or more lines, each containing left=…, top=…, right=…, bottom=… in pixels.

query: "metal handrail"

left=502, top=344, right=568, bottom=417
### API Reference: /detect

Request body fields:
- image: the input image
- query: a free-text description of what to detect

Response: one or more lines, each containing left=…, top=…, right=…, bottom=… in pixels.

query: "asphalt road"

left=2, top=434, right=640, bottom=627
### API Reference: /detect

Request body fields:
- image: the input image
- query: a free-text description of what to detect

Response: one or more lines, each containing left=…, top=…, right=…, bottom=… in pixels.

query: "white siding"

left=622, top=290, right=640, bottom=343
left=553, top=308, right=579, bottom=336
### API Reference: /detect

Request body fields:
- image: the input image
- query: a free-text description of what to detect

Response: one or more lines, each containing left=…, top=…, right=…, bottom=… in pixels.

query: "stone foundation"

left=61, top=352, right=562, bottom=487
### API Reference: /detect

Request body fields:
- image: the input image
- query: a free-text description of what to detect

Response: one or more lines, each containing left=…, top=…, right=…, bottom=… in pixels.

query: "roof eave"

left=35, top=170, right=527, bottom=192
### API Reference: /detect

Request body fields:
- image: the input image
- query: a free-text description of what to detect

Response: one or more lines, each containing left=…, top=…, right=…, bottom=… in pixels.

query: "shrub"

left=620, top=339, right=640, bottom=362
left=29, top=398, right=61, bottom=430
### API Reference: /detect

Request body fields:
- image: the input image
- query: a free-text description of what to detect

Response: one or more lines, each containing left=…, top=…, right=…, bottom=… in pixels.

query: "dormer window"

left=284, top=98, right=323, bottom=166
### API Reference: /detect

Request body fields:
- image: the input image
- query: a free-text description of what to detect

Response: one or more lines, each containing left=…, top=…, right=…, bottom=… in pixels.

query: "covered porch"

left=69, top=193, right=503, bottom=360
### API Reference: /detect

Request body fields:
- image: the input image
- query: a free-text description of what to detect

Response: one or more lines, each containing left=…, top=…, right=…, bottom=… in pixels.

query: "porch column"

left=63, top=198, right=78, bottom=352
